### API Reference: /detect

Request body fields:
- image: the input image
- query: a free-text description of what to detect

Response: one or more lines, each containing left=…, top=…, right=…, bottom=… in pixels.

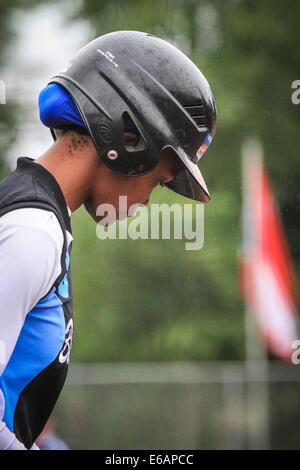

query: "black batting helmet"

left=50, top=30, right=217, bottom=202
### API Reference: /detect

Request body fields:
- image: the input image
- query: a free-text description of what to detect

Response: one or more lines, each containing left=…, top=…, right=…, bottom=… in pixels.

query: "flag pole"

left=241, top=137, right=270, bottom=450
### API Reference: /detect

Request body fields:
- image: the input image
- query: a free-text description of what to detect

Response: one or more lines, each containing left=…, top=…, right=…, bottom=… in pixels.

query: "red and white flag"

left=240, top=138, right=298, bottom=363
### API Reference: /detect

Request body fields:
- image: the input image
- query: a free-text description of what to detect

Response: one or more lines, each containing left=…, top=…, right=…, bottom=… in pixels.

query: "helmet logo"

left=196, top=133, right=212, bottom=161
left=96, top=49, right=119, bottom=69
left=98, top=123, right=113, bottom=143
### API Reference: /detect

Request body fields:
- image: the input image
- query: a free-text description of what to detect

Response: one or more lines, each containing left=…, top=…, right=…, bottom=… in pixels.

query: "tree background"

left=0, top=0, right=299, bottom=363
left=0, top=0, right=300, bottom=449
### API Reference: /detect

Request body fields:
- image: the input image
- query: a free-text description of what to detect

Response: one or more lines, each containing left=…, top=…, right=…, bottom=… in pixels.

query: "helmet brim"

left=165, top=147, right=211, bottom=203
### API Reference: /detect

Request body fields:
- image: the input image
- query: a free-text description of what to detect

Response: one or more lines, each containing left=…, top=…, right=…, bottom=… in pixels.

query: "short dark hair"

left=55, top=125, right=90, bottom=137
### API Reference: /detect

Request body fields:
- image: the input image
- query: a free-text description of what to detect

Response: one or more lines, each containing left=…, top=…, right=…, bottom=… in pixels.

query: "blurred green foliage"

left=1, top=0, right=299, bottom=362
left=0, top=0, right=48, bottom=172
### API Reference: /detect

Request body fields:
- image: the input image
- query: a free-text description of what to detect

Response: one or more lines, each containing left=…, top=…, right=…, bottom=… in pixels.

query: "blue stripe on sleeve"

left=0, top=288, right=65, bottom=431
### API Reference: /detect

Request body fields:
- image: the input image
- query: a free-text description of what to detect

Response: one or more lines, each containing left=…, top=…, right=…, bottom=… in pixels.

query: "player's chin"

left=98, top=210, right=136, bottom=225
left=84, top=200, right=143, bottom=225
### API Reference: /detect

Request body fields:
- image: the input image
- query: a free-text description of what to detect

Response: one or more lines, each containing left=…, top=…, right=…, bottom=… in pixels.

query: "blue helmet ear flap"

left=38, top=83, right=86, bottom=129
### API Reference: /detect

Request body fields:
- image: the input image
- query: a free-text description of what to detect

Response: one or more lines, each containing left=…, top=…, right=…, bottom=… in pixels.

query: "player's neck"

left=35, top=135, right=99, bottom=213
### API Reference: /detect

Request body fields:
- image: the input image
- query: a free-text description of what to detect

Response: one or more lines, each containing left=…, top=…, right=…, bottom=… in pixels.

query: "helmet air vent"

left=184, top=104, right=206, bottom=128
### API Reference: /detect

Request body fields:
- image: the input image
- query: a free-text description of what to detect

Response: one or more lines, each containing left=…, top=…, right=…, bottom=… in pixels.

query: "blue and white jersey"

left=0, top=157, right=73, bottom=450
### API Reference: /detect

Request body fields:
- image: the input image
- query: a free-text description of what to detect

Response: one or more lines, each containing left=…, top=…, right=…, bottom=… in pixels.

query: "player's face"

left=124, top=146, right=185, bottom=209
left=84, top=134, right=185, bottom=223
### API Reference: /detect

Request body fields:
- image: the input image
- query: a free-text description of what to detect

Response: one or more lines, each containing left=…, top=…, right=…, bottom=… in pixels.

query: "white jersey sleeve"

left=0, top=208, right=65, bottom=450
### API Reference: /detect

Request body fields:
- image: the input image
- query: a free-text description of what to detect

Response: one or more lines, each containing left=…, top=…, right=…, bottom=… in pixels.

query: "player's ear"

left=124, top=132, right=139, bottom=149
left=122, top=112, right=146, bottom=152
